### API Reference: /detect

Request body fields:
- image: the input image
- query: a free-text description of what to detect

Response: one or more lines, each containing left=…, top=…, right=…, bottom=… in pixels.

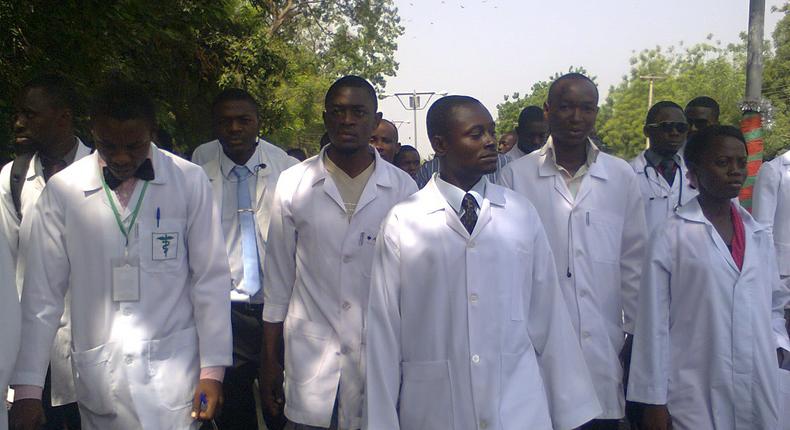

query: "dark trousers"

left=577, top=419, right=621, bottom=430
left=42, top=368, right=81, bottom=430
left=215, top=302, right=286, bottom=430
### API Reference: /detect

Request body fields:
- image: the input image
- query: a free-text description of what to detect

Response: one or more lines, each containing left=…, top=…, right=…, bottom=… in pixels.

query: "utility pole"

left=380, top=91, right=447, bottom=158
left=739, top=0, right=766, bottom=211
left=639, top=75, right=667, bottom=148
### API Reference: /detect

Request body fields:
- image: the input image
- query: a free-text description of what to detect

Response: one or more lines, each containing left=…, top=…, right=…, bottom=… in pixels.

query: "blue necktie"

left=232, top=166, right=261, bottom=296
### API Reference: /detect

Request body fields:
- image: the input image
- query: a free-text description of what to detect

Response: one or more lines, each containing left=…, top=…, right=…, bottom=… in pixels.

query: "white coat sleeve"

left=0, top=223, right=20, bottom=417
left=767, top=240, right=790, bottom=351
left=498, top=163, right=515, bottom=189
left=626, top=229, right=672, bottom=405
left=11, top=186, right=70, bottom=388
left=262, top=169, right=298, bottom=323
left=752, top=161, right=779, bottom=231
left=527, top=222, right=601, bottom=429
left=0, top=163, right=20, bottom=275
left=621, top=172, right=648, bottom=334
left=363, top=211, right=402, bottom=430
left=186, top=170, right=233, bottom=368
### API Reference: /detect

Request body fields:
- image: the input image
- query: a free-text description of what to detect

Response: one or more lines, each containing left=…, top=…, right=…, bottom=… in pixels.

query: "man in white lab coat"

left=259, top=76, right=417, bottom=430
left=9, top=80, right=232, bottom=430
left=0, top=227, right=20, bottom=430
left=500, top=73, right=648, bottom=429
left=630, top=101, right=698, bottom=233
left=195, top=88, right=298, bottom=430
left=628, top=125, right=790, bottom=430
left=0, top=74, right=91, bottom=429
left=754, top=147, right=790, bottom=287
left=505, top=105, right=548, bottom=161
left=365, top=95, right=601, bottom=430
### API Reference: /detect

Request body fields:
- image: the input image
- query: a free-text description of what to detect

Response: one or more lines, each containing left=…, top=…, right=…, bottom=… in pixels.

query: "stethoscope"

left=642, top=158, right=683, bottom=211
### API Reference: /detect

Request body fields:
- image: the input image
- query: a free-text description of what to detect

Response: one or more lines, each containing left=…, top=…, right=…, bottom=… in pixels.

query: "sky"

left=378, top=0, right=787, bottom=157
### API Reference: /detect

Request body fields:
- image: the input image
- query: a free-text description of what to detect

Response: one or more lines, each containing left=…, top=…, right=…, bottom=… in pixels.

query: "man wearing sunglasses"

left=630, top=101, right=698, bottom=233
left=685, top=96, right=720, bottom=140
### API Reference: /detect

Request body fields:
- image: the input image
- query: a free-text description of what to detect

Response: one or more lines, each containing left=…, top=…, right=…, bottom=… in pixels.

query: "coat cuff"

left=262, top=303, right=288, bottom=323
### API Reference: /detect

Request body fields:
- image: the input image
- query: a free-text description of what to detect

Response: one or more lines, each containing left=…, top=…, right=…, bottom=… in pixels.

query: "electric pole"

left=639, top=75, right=667, bottom=148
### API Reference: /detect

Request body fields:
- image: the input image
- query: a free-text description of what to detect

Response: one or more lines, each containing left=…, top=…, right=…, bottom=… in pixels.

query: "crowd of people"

left=0, top=70, right=788, bottom=430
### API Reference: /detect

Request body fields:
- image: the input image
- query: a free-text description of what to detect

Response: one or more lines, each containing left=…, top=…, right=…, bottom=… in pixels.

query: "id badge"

left=111, top=256, right=140, bottom=302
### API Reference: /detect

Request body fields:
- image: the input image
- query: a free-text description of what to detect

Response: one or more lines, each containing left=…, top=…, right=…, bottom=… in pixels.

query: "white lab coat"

left=753, top=151, right=790, bottom=278
left=194, top=138, right=299, bottom=301
left=499, top=139, right=647, bottom=419
left=11, top=145, right=233, bottom=430
left=627, top=198, right=790, bottom=430
left=0, top=228, right=20, bottom=430
left=629, top=150, right=697, bottom=233
left=364, top=178, right=601, bottom=430
left=0, top=139, right=91, bottom=406
left=263, top=147, right=416, bottom=429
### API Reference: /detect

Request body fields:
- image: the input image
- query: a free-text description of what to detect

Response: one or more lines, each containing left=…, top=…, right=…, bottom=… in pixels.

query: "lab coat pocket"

left=586, top=209, right=623, bottom=264
left=71, top=343, right=117, bottom=416
left=500, top=351, right=550, bottom=429
left=284, top=315, right=333, bottom=385
left=140, top=219, right=186, bottom=273
left=152, top=326, right=200, bottom=411
left=399, top=360, right=454, bottom=429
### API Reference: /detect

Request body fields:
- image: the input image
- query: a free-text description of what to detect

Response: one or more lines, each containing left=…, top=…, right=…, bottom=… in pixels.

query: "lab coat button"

left=125, top=356, right=133, bottom=365
left=341, top=345, right=351, bottom=355
left=342, top=255, right=352, bottom=263
left=479, top=420, right=489, bottom=429
left=582, top=331, right=591, bottom=339
left=471, top=354, right=480, bottom=364
left=468, top=241, right=476, bottom=248
left=469, top=293, right=479, bottom=303
left=122, top=308, right=132, bottom=316
left=579, top=290, right=586, bottom=298
left=342, top=301, right=352, bottom=311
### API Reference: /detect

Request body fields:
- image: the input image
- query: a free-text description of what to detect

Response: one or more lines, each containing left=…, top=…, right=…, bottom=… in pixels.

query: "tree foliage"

left=0, top=0, right=403, bottom=158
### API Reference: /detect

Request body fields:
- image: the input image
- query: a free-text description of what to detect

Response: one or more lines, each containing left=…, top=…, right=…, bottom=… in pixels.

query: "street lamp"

left=639, top=75, right=667, bottom=149
left=380, top=90, right=447, bottom=155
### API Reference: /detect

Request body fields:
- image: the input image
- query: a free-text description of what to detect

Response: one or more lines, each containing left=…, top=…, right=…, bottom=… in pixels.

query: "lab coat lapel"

left=422, top=179, right=470, bottom=240
left=472, top=183, right=504, bottom=239
left=574, top=158, right=608, bottom=207
left=313, top=149, right=347, bottom=213
left=678, top=200, right=740, bottom=274
left=203, top=156, right=224, bottom=206
left=355, top=150, right=391, bottom=215
left=254, top=142, right=272, bottom=209
left=538, top=153, right=573, bottom=205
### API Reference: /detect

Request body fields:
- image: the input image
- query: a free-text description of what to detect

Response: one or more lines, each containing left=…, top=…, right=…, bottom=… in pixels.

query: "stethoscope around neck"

left=642, top=158, right=683, bottom=211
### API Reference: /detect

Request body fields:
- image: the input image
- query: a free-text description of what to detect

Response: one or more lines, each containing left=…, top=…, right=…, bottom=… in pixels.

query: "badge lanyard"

left=101, top=175, right=150, bottom=252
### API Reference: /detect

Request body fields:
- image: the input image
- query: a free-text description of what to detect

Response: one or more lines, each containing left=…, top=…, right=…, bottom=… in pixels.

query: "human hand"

left=641, top=404, right=672, bottom=430
left=191, top=379, right=223, bottom=421
left=259, top=359, right=285, bottom=417
left=9, top=398, right=45, bottom=430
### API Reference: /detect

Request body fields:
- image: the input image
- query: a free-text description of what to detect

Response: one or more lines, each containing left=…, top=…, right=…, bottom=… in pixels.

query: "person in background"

left=370, top=119, right=400, bottom=163
left=507, top=105, right=548, bottom=160
left=259, top=76, right=416, bottom=430
left=628, top=125, right=790, bottom=430
left=365, top=95, right=601, bottom=430
left=9, top=79, right=232, bottom=430
left=0, top=74, right=93, bottom=430
left=497, top=131, right=516, bottom=154
left=500, top=73, right=647, bottom=430
left=393, top=145, right=420, bottom=180
left=684, top=96, right=719, bottom=140
left=286, top=148, right=308, bottom=162
left=194, top=88, right=299, bottom=430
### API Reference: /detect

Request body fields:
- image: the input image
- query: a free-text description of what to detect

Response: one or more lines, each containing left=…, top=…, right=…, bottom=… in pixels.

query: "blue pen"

left=156, top=207, right=160, bottom=228
left=198, top=392, right=219, bottom=429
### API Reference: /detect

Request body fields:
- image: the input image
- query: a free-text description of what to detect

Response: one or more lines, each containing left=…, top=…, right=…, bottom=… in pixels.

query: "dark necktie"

left=103, top=159, right=155, bottom=190
left=656, top=158, right=677, bottom=186
left=460, top=193, right=478, bottom=234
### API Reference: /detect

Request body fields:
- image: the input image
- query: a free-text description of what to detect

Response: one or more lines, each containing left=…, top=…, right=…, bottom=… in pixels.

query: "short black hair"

left=394, top=144, right=419, bottom=165
left=645, top=101, right=684, bottom=125
left=379, top=118, right=399, bottom=142
left=547, top=73, right=599, bottom=104
left=325, top=75, right=378, bottom=111
left=517, top=105, right=545, bottom=128
left=683, top=125, right=746, bottom=168
left=23, top=73, right=79, bottom=112
left=212, top=88, right=259, bottom=116
left=286, top=147, right=307, bottom=161
left=426, top=95, right=481, bottom=139
left=90, top=79, right=156, bottom=126
left=685, top=96, right=720, bottom=119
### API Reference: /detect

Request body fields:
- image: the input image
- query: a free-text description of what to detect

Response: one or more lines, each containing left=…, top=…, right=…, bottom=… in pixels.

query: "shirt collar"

left=219, top=139, right=261, bottom=179
left=543, top=136, right=599, bottom=175
left=644, top=148, right=680, bottom=167
left=434, top=173, right=486, bottom=214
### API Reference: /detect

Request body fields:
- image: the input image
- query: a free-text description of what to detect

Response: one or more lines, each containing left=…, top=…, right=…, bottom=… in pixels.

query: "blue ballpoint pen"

left=156, top=207, right=160, bottom=228
left=198, top=392, right=218, bottom=430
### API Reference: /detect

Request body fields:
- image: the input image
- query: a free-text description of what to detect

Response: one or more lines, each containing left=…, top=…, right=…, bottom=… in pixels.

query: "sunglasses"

left=646, top=122, right=689, bottom=133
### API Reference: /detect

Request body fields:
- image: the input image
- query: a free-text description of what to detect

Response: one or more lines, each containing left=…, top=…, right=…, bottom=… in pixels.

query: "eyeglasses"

left=646, top=122, right=689, bottom=133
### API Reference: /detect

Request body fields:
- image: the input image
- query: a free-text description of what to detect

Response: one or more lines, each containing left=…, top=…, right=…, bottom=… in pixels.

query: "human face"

left=517, top=121, right=549, bottom=151
left=545, top=79, right=598, bottom=149
left=14, top=87, right=68, bottom=152
left=92, top=117, right=153, bottom=181
left=323, top=87, right=381, bottom=155
left=498, top=133, right=516, bottom=153
left=434, top=103, right=498, bottom=186
left=691, top=135, right=747, bottom=201
left=644, top=108, right=687, bottom=156
left=395, top=150, right=420, bottom=179
left=213, top=100, right=259, bottom=162
left=370, top=121, right=399, bottom=162
left=685, top=106, right=718, bottom=139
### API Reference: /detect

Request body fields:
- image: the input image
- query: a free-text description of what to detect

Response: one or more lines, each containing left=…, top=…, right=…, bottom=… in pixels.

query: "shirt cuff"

left=11, top=385, right=43, bottom=401
left=200, top=367, right=225, bottom=382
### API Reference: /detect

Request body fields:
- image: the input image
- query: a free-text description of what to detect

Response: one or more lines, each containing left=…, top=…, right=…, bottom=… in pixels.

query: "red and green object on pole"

left=739, top=112, right=764, bottom=210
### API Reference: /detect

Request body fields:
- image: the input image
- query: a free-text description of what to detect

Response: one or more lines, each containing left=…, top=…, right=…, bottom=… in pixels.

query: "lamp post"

left=639, top=75, right=667, bottom=149
left=380, top=90, right=447, bottom=157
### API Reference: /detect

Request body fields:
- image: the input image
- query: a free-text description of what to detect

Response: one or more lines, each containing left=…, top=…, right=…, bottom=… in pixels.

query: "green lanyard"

left=101, top=175, right=150, bottom=246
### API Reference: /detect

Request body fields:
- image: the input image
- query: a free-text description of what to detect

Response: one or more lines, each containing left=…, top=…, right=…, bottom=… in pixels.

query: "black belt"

left=231, top=301, right=264, bottom=316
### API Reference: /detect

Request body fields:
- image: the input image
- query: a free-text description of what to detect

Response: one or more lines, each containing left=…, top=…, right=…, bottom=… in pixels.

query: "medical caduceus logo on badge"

left=157, top=234, right=174, bottom=257
left=152, top=232, right=178, bottom=260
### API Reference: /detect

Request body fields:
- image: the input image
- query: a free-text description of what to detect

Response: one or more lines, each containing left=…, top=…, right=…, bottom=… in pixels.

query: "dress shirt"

left=544, top=139, right=599, bottom=199
left=415, top=154, right=509, bottom=189
left=434, top=174, right=485, bottom=217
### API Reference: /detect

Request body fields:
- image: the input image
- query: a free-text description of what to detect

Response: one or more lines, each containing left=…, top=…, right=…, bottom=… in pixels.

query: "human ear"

left=431, top=135, right=448, bottom=157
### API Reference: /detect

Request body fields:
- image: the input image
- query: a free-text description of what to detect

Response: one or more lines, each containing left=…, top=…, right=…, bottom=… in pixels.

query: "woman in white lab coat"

left=627, top=125, right=790, bottom=430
